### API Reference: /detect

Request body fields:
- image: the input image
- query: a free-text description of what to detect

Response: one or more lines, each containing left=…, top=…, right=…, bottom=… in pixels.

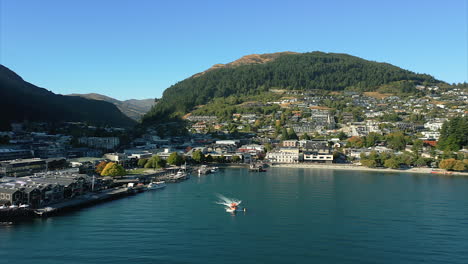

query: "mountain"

left=68, top=93, right=156, bottom=121
left=142, top=51, right=440, bottom=124
left=0, top=65, right=136, bottom=129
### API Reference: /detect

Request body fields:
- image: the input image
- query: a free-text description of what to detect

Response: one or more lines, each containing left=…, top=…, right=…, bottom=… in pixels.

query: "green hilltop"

left=142, top=51, right=440, bottom=124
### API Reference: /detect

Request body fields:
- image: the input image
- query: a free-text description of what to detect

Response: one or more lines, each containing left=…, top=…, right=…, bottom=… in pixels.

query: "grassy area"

left=127, top=168, right=153, bottom=175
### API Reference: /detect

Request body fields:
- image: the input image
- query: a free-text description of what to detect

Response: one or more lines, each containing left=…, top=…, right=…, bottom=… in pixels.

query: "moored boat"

left=147, top=181, right=167, bottom=190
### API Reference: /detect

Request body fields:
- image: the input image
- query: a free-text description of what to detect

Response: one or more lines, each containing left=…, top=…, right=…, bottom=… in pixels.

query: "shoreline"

left=269, top=163, right=468, bottom=176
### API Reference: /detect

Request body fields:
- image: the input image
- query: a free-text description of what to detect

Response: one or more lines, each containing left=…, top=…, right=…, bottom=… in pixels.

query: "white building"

left=266, top=149, right=299, bottom=163
left=303, top=153, right=333, bottom=163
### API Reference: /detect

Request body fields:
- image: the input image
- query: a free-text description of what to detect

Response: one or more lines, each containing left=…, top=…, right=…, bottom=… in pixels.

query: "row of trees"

left=439, top=158, right=467, bottom=171
left=346, top=131, right=412, bottom=151
left=138, top=152, right=185, bottom=169
left=360, top=151, right=429, bottom=169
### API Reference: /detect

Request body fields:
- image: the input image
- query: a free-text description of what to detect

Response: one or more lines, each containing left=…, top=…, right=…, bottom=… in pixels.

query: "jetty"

left=34, top=187, right=132, bottom=217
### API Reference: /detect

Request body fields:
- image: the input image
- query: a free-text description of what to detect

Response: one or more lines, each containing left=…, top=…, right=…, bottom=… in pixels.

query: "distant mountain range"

left=68, top=93, right=156, bottom=121
left=0, top=65, right=136, bottom=129
left=142, top=51, right=441, bottom=124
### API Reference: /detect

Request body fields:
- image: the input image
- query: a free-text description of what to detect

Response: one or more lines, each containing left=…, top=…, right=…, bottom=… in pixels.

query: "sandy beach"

left=270, top=163, right=468, bottom=176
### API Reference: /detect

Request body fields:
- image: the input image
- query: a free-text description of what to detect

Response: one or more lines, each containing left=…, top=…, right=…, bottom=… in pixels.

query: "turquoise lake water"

left=1, top=168, right=468, bottom=264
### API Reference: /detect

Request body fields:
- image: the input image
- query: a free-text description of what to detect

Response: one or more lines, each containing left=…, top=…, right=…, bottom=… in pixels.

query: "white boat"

left=210, top=166, right=219, bottom=173
left=19, top=204, right=30, bottom=208
left=9, top=205, right=18, bottom=209
left=147, top=181, right=166, bottom=190
left=0, top=205, right=7, bottom=210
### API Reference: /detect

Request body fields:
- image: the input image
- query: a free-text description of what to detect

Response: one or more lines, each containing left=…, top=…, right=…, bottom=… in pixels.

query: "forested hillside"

left=143, top=52, right=439, bottom=124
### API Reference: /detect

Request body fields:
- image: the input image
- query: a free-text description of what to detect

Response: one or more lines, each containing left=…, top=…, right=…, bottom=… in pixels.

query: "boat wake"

left=216, top=194, right=244, bottom=212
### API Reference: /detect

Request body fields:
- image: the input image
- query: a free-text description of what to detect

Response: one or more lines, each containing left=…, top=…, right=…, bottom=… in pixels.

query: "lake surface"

left=1, top=168, right=468, bottom=264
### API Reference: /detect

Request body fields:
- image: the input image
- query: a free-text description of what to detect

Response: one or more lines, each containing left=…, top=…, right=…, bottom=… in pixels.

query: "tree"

left=397, top=152, right=413, bottom=166
left=347, top=136, right=364, bottom=148
left=232, top=156, right=241, bottom=163
left=337, top=131, right=347, bottom=140
left=364, top=132, right=379, bottom=148
left=384, top=158, right=400, bottom=169
left=167, top=152, right=184, bottom=166
left=137, top=158, right=148, bottom=168
left=300, top=133, right=310, bottom=140
left=437, top=116, right=468, bottom=151
left=411, top=139, right=424, bottom=156
left=205, top=154, right=214, bottom=163
left=453, top=160, right=466, bottom=171
left=95, top=161, right=108, bottom=175
left=414, top=157, right=427, bottom=167
left=387, top=131, right=407, bottom=151
left=101, top=162, right=126, bottom=177
left=281, top=127, right=289, bottom=140
left=361, top=159, right=377, bottom=168
left=439, top=158, right=458, bottom=170
left=192, top=150, right=205, bottom=163
left=145, top=155, right=166, bottom=169
left=287, top=128, right=298, bottom=140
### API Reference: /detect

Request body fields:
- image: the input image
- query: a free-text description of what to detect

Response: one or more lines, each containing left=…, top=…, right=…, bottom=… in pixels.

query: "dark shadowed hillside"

left=0, top=65, right=136, bottom=129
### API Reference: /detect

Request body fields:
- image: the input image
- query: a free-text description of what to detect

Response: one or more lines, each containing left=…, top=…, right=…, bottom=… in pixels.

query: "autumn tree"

left=101, top=162, right=126, bottom=177
left=439, top=158, right=458, bottom=170
left=453, top=160, right=466, bottom=171
left=95, top=161, right=108, bottom=175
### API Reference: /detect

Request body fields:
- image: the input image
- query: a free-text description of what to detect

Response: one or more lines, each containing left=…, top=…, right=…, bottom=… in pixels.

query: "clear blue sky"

left=1, top=0, right=466, bottom=100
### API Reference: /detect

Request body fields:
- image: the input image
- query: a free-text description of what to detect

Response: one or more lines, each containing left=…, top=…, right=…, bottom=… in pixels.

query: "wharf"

left=34, top=187, right=131, bottom=217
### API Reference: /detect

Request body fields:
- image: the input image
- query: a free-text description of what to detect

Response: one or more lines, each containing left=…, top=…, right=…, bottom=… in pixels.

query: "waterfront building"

left=266, top=149, right=300, bottom=163
left=0, top=158, right=47, bottom=177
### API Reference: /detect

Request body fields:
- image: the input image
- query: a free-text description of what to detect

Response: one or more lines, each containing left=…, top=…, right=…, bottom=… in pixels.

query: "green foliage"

left=142, top=52, right=437, bottom=124
left=232, top=156, right=241, bottom=163
left=437, top=116, right=468, bottom=151
left=145, top=155, right=166, bottom=169
left=281, top=127, right=289, bottom=140
left=337, top=131, right=347, bottom=140
left=287, top=128, right=298, bottom=140
left=101, top=162, right=126, bottom=177
left=363, top=132, right=381, bottom=148
left=384, top=158, right=400, bottom=169
left=411, top=139, right=424, bottom=156
left=192, top=150, right=205, bottom=163
left=414, top=157, right=428, bottom=167
left=137, top=158, right=148, bottom=168
left=167, top=152, right=184, bottom=166
left=386, top=131, right=407, bottom=151
left=361, top=159, right=377, bottom=168
left=379, top=112, right=401, bottom=122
